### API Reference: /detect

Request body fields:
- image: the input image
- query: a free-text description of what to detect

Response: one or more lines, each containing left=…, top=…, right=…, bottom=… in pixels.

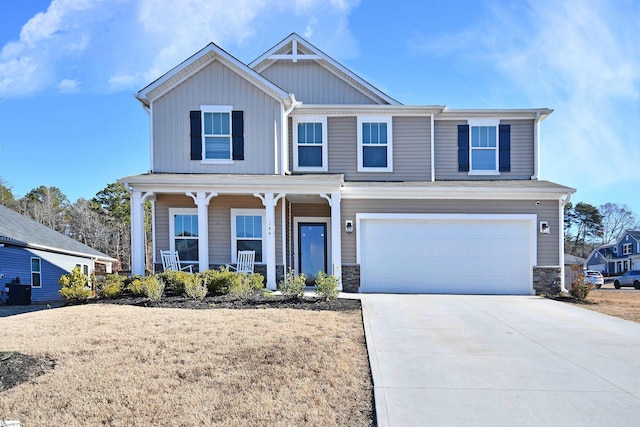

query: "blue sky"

left=0, top=0, right=638, bottom=214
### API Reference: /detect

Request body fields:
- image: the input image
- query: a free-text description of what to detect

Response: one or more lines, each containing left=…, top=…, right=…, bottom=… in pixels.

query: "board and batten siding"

left=155, top=194, right=283, bottom=266
left=340, top=199, right=560, bottom=266
left=152, top=60, right=282, bottom=174
left=434, top=119, right=535, bottom=180
left=260, top=61, right=381, bottom=105
left=0, top=246, right=96, bottom=302
left=289, top=116, right=432, bottom=180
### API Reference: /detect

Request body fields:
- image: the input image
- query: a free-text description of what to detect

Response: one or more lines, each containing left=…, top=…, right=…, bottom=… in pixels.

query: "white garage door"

left=358, top=214, right=536, bottom=294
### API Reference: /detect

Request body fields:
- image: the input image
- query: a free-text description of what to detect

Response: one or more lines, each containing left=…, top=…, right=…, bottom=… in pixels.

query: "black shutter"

left=190, top=111, right=202, bottom=161
left=458, top=124, right=470, bottom=172
left=231, top=111, right=244, bottom=161
left=499, top=124, right=511, bottom=172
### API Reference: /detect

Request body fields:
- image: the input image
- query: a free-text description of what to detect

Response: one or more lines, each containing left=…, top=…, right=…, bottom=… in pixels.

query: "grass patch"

left=0, top=305, right=373, bottom=426
left=580, top=289, right=640, bottom=323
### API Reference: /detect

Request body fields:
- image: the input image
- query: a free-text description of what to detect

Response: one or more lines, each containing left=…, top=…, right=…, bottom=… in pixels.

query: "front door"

left=298, top=223, right=327, bottom=281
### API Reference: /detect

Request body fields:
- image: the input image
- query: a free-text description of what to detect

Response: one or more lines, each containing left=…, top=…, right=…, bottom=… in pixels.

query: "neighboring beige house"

left=120, top=33, right=575, bottom=294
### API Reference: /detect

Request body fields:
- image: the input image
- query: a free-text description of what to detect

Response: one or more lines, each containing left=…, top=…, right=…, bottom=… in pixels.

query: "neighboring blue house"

left=586, top=230, right=640, bottom=274
left=0, top=205, right=116, bottom=302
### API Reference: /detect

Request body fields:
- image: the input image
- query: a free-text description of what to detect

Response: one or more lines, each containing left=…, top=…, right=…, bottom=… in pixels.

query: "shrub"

left=144, top=276, right=165, bottom=302
left=59, top=266, right=92, bottom=303
left=228, top=273, right=264, bottom=298
left=99, top=274, right=125, bottom=298
left=571, top=274, right=594, bottom=302
left=184, top=276, right=208, bottom=301
left=279, top=269, right=306, bottom=298
left=199, top=268, right=232, bottom=295
left=315, top=271, right=339, bottom=301
left=126, top=275, right=146, bottom=296
left=157, top=270, right=192, bottom=295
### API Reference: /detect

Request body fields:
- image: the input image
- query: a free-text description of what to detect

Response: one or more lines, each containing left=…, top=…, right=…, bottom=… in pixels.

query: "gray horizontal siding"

left=434, top=119, right=534, bottom=180
left=291, top=116, right=430, bottom=180
left=152, top=59, right=281, bottom=174
left=341, top=199, right=560, bottom=266
left=154, top=194, right=283, bottom=266
left=260, top=61, right=379, bottom=104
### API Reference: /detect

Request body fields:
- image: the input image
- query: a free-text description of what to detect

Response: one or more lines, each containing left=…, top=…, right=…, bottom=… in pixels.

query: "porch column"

left=321, top=192, right=343, bottom=290
left=254, top=192, right=285, bottom=290
left=130, top=190, right=154, bottom=276
left=187, top=192, right=218, bottom=272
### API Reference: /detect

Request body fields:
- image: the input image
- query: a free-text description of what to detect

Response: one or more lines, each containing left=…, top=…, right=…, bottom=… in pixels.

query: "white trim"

left=623, top=243, right=633, bottom=255
left=430, top=113, right=435, bottom=182
left=293, top=217, right=331, bottom=277
left=356, top=213, right=537, bottom=294
left=468, top=118, right=500, bottom=174
left=137, top=43, right=290, bottom=104
left=292, top=115, right=328, bottom=172
left=341, top=184, right=574, bottom=200
left=31, top=256, right=42, bottom=288
left=357, top=116, right=393, bottom=172
left=230, top=209, right=266, bottom=263
left=169, top=208, right=199, bottom=263
left=200, top=105, right=233, bottom=162
left=151, top=198, right=156, bottom=267
left=249, top=33, right=400, bottom=105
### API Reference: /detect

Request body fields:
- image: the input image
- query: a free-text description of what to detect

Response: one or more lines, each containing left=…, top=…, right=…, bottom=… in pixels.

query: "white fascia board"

left=250, top=33, right=401, bottom=106
left=137, top=43, right=290, bottom=104
left=437, top=108, right=553, bottom=121
left=341, top=185, right=574, bottom=200
left=21, top=242, right=117, bottom=263
left=293, top=104, right=445, bottom=116
left=119, top=176, right=343, bottom=195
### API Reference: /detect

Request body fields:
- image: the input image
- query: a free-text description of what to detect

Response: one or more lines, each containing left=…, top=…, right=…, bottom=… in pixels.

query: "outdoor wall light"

left=345, top=220, right=354, bottom=233
left=540, top=221, right=550, bottom=234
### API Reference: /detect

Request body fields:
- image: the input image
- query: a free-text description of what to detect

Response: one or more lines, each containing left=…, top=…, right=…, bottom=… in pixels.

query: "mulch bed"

left=0, top=352, right=55, bottom=392
left=88, top=291, right=361, bottom=312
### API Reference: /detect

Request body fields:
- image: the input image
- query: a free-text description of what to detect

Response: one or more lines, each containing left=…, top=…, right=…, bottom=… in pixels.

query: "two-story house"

left=120, top=33, right=575, bottom=295
left=586, top=230, right=640, bottom=274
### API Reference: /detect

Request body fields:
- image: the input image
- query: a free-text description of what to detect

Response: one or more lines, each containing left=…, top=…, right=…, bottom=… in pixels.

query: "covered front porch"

left=120, top=173, right=344, bottom=290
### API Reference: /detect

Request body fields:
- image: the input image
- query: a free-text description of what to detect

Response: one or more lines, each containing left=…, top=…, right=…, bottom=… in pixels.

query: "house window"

left=293, top=116, right=327, bottom=171
left=31, top=257, right=41, bottom=288
left=231, top=209, right=264, bottom=263
left=169, top=208, right=199, bottom=263
left=458, top=120, right=510, bottom=174
left=623, top=243, right=633, bottom=255
left=202, top=106, right=232, bottom=161
left=357, top=116, right=393, bottom=172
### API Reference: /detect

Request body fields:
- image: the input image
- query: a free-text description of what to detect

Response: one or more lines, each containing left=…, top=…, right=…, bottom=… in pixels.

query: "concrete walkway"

left=361, top=295, right=640, bottom=427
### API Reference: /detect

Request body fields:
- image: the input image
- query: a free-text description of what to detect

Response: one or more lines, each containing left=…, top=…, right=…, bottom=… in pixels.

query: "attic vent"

left=268, top=40, right=320, bottom=63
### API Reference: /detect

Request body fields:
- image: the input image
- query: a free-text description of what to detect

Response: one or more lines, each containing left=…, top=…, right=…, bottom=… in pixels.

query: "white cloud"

left=57, top=78, right=79, bottom=92
left=0, top=0, right=360, bottom=97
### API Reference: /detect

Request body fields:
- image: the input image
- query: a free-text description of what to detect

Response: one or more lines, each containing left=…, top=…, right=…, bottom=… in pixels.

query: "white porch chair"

left=160, top=250, right=194, bottom=273
left=226, top=250, right=255, bottom=274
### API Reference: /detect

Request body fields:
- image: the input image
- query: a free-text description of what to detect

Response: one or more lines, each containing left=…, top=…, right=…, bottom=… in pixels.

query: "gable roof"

left=136, top=41, right=293, bottom=107
left=0, top=206, right=115, bottom=262
left=250, top=33, right=400, bottom=106
left=626, top=230, right=640, bottom=241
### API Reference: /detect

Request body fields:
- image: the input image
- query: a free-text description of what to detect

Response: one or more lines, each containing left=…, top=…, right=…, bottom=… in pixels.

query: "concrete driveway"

left=361, top=295, right=640, bottom=427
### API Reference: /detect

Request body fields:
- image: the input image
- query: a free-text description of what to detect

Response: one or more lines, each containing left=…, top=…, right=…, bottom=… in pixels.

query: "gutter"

left=531, top=111, right=541, bottom=180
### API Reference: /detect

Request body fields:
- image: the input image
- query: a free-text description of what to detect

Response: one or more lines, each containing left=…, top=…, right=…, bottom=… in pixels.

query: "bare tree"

left=599, top=203, right=638, bottom=244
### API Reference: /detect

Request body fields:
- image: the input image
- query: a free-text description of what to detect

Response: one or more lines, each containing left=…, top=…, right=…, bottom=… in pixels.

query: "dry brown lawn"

left=583, top=289, right=640, bottom=323
left=0, top=305, right=373, bottom=426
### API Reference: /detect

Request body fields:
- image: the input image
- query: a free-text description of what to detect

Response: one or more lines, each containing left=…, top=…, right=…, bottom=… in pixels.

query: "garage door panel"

left=359, top=217, right=533, bottom=294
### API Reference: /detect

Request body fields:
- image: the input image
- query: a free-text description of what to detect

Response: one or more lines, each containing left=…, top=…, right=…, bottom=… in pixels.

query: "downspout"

left=281, top=94, right=299, bottom=175
left=531, top=111, right=541, bottom=180
left=281, top=197, right=287, bottom=278
left=430, top=113, right=435, bottom=181
left=559, top=192, right=573, bottom=293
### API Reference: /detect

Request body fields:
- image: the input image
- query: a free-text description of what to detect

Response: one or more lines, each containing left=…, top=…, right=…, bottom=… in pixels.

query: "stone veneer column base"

left=341, top=264, right=361, bottom=293
left=533, top=266, right=562, bottom=295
